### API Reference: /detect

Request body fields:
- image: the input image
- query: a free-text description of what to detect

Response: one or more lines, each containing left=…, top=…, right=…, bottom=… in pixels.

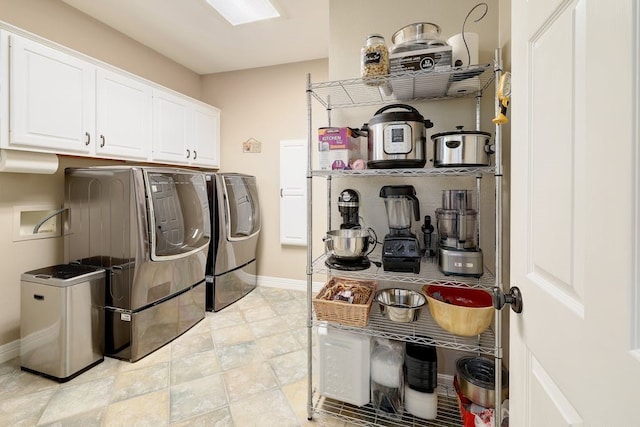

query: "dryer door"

left=222, top=174, right=261, bottom=241
left=145, top=170, right=210, bottom=261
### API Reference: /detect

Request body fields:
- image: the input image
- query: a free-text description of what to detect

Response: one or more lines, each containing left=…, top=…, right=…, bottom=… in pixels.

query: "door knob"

left=492, top=286, right=523, bottom=313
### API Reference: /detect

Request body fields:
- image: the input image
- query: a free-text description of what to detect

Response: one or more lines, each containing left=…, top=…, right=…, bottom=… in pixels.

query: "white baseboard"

left=257, top=275, right=324, bottom=293
left=0, top=339, right=20, bottom=365
left=0, top=275, right=323, bottom=365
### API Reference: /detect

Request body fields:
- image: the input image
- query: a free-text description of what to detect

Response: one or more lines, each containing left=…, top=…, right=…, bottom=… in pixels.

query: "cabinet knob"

left=100, top=135, right=105, bottom=148
left=85, top=132, right=90, bottom=146
left=186, top=149, right=191, bottom=159
left=193, top=150, right=197, bottom=160
left=492, top=286, right=523, bottom=313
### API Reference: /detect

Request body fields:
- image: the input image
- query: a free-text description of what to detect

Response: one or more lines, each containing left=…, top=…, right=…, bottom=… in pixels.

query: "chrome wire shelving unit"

left=305, top=52, right=505, bottom=427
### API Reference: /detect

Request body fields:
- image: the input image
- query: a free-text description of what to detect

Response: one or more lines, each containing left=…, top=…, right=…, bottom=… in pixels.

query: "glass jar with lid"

left=361, top=34, right=389, bottom=86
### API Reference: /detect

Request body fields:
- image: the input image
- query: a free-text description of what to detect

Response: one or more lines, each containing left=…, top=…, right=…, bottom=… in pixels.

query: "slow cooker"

left=431, top=126, right=493, bottom=167
left=363, top=104, right=433, bottom=169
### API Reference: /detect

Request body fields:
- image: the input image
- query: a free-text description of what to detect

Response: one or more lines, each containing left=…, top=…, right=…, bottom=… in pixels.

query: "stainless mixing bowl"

left=376, top=288, right=427, bottom=323
left=324, top=229, right=371, bottom=260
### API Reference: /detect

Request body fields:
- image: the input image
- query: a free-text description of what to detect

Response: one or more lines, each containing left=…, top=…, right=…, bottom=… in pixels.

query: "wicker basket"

left=313, top=277, right=377, bottom=327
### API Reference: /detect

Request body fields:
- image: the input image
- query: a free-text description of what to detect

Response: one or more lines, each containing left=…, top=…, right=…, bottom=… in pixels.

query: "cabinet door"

left=9, top=34, right=95, bottom=154
left=279, top=139, right=307, bottom=246
left=190, top=103, right=220, bottom=168
left=152, top=90, right=189, bottom=164
left=96, top=69, right=151, bottom=160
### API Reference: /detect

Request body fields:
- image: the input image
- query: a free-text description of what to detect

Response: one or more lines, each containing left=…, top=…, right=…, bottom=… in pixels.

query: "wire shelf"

left=309, top=64, right=494, bottom=109
left=311, top=166, right=495, bottom=177
left=313, top=289, right=496, bottom=356
left=312, top=253, right=496, bottom=289
left=311, top=382, right=463, bottom=427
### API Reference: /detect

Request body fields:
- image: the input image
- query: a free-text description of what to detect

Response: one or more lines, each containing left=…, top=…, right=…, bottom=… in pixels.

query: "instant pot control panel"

left=383, top=123, right=413, bottom=154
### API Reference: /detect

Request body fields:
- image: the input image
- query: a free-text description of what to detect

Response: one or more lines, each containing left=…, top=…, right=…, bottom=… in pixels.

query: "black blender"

left=379, top=185, right=421, bottom=273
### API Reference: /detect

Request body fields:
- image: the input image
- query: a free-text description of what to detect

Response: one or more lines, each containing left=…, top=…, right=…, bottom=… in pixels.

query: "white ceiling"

left=60, top=0, right=330, bottom=75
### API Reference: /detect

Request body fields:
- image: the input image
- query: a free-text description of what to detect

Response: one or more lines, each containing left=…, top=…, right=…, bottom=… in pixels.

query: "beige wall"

left=201, top=59, right=329, bottom=282
left=0, top=0, right=202, bottom=346
left=0, top=0, right=200, bottom=98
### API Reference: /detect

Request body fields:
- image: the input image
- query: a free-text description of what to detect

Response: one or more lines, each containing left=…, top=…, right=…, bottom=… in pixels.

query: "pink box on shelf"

left=318, top=127, right=367, bottom=170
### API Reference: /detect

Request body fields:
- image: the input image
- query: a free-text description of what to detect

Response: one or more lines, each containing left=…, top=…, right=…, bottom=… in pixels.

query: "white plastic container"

left=405, top=385, right=438, bottom=420
left=318, top=325, right=371, bottom=406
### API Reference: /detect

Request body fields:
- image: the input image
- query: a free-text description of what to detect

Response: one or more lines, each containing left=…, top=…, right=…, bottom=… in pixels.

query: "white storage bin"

left=317, top=325, right=371, bottom=406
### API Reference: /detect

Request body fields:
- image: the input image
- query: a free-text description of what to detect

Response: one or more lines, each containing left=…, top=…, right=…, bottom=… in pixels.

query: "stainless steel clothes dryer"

left=205, top=173, right=261, bottom=312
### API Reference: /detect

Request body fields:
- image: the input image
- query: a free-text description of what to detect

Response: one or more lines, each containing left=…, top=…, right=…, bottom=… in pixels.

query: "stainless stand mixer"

left=380, top=185, right=421, bottom=274
left=436, top=190, right=483, bottom=277
left=324, top=189, right=373, bottom=271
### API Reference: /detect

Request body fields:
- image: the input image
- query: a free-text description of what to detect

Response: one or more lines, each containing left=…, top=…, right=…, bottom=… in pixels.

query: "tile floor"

left=0, top=286, right=350, bottom=427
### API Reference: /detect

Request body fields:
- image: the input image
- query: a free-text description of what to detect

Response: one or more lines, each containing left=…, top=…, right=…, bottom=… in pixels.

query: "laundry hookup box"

left=318, top=127, right=367, bottom=170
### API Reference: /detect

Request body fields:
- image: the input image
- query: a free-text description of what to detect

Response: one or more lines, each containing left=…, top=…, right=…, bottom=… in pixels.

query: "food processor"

left=436, top=190, right=483, bottom=277
left=380, top=185, right=421, bottom=273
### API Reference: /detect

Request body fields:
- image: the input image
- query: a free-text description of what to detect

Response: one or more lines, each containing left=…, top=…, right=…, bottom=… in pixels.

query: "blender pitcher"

left=379, top=185, right=420, bottom=234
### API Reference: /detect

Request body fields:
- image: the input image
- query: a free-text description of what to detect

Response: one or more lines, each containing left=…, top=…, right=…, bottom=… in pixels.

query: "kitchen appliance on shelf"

left=363, top=104, right=433, bottom=169
left=380, top=185, right=421, bottom=273
left=64, top=167, right=210, bottom=362
left=421, top=215, right=436, bottom=258
left=436, top=190, right=484, bottom=277
left=205, top=173, right=261, bottom=312
left=325, top=188, right=375, bottom=271
left=338, top=189, right=361, bottom=229
left=431, top=126, right=493, bottom=167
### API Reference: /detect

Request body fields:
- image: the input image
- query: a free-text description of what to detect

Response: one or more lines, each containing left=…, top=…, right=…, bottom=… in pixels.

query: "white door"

left=9, top=34, right=95, bottom=154
left=152, top=90, right=189, bottom=164
left=191, top=103, right=220, bottom=168
left=280, top=139, right=307, bottom=245
left=510, top=0, right=639, bottom=425
left=96, top=68, right=151, bottom=160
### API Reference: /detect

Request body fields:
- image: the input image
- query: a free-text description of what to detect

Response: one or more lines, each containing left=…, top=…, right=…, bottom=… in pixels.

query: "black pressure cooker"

left=362, top=104, right=433, bottom=169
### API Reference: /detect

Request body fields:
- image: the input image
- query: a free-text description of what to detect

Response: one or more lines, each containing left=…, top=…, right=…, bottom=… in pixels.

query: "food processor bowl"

left=435, top=208, right=479, bottom=249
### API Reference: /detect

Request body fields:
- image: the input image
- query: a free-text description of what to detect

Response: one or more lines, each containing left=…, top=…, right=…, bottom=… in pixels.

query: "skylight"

left=206, top=0, right=280, bottom=26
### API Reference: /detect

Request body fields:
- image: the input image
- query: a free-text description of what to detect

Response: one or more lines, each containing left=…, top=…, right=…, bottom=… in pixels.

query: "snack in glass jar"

left=361, top=34, right=389, bottom=86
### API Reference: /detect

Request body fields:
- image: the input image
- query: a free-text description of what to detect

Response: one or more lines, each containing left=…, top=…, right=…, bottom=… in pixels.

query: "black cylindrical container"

left=405, top=341, right=438, bottom=392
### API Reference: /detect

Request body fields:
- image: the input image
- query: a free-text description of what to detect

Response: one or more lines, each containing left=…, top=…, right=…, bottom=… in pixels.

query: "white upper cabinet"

left=96, top=69, right=152, bottom=160
left=152, top=89, right=220, bottom=168
left=152, top=89, right=190, bottom=164
left=9, top=34, right=95, bottom=154
left=190, top=103, right=220, bottom=168
left=1, top=30, right=220, bottom=168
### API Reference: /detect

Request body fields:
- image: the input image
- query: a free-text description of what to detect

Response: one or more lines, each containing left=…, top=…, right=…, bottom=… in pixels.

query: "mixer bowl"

left=324, top=229, right=371, bottom=260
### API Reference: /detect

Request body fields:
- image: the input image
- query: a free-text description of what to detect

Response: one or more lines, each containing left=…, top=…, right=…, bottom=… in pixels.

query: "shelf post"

left=493, top=48, right=504, bottom=427
left=305, top=73, right=314, bottom=421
